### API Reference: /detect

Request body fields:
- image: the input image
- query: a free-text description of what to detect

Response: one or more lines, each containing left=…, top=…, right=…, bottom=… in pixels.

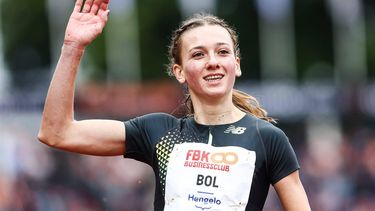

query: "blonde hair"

left=168, top=13, right=275, bottom=123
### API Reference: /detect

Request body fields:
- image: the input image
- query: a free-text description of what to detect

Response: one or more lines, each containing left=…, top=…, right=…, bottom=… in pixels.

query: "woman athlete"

left=38, top=0, right=311, bottom=210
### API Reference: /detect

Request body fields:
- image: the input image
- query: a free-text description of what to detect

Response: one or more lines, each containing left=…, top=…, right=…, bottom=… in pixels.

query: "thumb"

left=99, top=9, right=110, bottom=20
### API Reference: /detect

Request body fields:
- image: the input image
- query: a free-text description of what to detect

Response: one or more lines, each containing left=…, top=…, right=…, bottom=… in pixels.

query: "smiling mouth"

left=203, top=74, right=224, bottom=82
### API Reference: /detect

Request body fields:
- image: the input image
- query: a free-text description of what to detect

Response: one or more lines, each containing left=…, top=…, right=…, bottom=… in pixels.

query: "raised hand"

left=64, top=0, right=110, bottom=49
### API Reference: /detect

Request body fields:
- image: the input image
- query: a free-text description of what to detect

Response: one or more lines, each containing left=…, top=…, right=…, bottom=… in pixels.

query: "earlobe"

left=172, top=64, right=186, bottom=84
left=235, top=57, right=242, bottom=77
left=236, top=68, right=242, bottom=77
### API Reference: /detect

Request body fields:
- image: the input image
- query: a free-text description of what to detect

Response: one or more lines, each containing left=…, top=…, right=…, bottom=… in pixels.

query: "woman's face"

left=173, top=24, right=241, bottom=101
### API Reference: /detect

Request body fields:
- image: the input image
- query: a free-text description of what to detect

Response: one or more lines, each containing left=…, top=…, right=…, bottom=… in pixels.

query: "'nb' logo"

left=224, top=126, right=246, bottom=134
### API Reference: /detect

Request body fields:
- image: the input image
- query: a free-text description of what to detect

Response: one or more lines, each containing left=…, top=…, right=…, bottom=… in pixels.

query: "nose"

left=206, top=54, right=220, bottom=70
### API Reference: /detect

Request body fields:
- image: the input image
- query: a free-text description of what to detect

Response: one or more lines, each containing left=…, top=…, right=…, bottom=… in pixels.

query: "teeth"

left=204, top=75, right=223, bottom=81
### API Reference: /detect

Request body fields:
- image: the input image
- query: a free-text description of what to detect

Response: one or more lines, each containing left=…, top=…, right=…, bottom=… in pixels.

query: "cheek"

left=183, top=62, right=203, bottom=80
left=223, top=59, right=238, bottom=75
left=182, top=64, right=205, bottom=90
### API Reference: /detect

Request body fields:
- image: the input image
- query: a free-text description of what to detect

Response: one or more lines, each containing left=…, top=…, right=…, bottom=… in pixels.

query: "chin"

left=204, top=90, right=230, bottom=98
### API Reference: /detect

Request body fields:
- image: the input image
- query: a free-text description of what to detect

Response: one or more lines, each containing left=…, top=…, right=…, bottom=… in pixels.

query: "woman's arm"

left=38, top=0, right=125, bottom=156
left=274, top=170, right=311, bottom=211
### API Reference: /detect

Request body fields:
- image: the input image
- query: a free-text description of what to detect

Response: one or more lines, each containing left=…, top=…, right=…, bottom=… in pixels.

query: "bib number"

left=164, top=143, right=256, bottom=211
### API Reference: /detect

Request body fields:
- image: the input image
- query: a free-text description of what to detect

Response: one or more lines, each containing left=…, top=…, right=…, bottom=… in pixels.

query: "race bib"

left=164, top=143, right=256, bottom=211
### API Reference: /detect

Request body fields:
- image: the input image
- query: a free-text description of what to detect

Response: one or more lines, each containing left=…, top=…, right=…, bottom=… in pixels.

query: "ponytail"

left=232, top=89, right=276, bottom=123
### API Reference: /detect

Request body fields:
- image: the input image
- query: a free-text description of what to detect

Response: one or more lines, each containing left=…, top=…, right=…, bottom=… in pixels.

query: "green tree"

left=137, top=0, right=181, bottom=80
left=2, top=0, right=51, bottom=89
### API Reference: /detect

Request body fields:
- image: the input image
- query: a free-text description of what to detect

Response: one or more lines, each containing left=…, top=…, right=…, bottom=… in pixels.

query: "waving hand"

left=64, top=0, right=110, bottom=49
left=39, top=0, right=126, bottom=156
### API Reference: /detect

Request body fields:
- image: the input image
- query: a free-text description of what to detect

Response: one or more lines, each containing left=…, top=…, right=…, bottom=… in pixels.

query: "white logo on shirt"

left=224, top=126, right=246, bottom=134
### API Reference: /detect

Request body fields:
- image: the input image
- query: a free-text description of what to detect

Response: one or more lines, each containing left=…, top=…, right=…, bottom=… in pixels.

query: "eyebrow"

left=188, top=42, right=231, bottom=52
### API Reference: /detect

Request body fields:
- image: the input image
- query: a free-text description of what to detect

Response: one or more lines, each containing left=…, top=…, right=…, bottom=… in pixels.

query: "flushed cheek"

left=185, top=71, right=203, bottom=89
left=222, top=59, right=238, bottom=74
left=183, top=63, right=204, bottom=81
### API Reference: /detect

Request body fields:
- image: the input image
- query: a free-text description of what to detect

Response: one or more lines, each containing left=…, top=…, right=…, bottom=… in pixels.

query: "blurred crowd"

left=0, top=111, right=374, bottom=211
left=264, top=118, right=375, bottom=211
left=0, top=113, right=155, bottom=211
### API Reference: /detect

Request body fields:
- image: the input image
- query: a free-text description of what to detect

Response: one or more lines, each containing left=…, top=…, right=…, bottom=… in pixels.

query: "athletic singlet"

left=124, top=113, right=299, bottom=211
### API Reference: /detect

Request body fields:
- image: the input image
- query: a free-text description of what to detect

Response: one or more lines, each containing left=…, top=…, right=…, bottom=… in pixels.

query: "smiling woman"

left=38, top=0, right=311, bottom=210
left=167, top=14, right=275, bottom=123
left=173, top=25, right=240, bottom=98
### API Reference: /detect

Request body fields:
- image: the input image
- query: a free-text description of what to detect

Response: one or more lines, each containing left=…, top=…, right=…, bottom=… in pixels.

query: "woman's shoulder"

left=246, top=114, right=287, bottom=141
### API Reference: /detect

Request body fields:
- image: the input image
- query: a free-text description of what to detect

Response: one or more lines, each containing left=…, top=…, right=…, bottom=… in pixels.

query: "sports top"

left=124, top=113, right=299, bottom=211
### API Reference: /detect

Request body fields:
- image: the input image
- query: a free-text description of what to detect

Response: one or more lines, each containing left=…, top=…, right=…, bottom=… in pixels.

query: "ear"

left=235, top=57, right=241, bottom=77
left=172, top=64, right=186, bottom=84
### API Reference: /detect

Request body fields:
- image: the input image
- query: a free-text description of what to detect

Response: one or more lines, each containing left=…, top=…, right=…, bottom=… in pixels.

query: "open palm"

left=64, top=0, right=110, bottom=49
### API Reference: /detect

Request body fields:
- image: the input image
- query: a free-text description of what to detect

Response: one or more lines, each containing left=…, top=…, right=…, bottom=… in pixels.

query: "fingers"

left=73, top=0, right=109, bottom=18
left=73, top=0, right=84, bottom=12
left=91, top=0, right=108, bottom=15
left=74, top=0, right=108, bottom=15
left=90, top=3, right=99, bottom=15
left=81, top=0, right=94, bottom=13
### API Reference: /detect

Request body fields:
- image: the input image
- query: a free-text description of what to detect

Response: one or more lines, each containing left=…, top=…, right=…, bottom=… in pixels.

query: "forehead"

left=180, top=25, right=233, bottom=49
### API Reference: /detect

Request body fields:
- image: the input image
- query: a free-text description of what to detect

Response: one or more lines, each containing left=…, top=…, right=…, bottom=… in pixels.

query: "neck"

left=191, top=95, right=245, bottom=125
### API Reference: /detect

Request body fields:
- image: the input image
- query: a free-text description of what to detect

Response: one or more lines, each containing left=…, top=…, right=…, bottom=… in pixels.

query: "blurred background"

left=1, top=0, right=375, bottom=210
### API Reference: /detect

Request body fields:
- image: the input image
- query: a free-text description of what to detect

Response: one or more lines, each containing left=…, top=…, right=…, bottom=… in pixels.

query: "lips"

left=203, top=74, right=224, bottom=81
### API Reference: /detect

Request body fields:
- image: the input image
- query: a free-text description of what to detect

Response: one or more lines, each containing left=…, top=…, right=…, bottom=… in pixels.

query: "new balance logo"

left=224, top=125, right=247, bottom=134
